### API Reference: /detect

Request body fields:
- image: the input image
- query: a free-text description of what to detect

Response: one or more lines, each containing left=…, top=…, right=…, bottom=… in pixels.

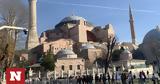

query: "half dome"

left=57, top=49, right=75, bottom=55
left=56, top=49, right=77, bottom=58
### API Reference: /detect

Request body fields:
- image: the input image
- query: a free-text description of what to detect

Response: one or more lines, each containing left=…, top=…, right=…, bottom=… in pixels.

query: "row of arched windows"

left=61, top=65, right=80, bottom=71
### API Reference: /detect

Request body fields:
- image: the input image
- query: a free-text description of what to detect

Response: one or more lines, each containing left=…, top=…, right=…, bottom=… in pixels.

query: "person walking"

left=82, top=75, right=85, bottom=84
left=89, top=74, right=93, bottom=84
left=115, top=72, right=121, bottom=84
left=152, top=73, right=156, bottom=84
left=121, top=72, right=127, bottom=84
left=107, top=73, right=111, bottom=84
left=128, top=71, right=133, bottom=84
left=95, top=74, right=99, bottom=84
left=139, top=71, right=146, bottom=84
left=77, top=76, right=82, bottom=84
left=102, top=74, right=107, bottom=84
left=99, top=74, right=103, bottom=83
left=111, top=73, right=115, bottom=84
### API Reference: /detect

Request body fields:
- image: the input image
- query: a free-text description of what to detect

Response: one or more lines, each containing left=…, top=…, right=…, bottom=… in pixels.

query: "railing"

left=46, top=68, right=105, bottom=79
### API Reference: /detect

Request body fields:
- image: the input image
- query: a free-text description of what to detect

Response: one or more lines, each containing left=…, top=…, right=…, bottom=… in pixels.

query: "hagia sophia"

left=22, top=0, right=160, bottom=78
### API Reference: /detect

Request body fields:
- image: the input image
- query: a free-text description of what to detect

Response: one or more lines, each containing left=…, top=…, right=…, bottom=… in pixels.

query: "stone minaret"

left=129, top=5, right=136, bottom=44
left=26, top=0, right=39, bottom=50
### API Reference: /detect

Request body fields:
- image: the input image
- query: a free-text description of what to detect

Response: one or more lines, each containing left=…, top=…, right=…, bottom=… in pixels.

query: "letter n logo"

left=6, top=68, right=25, bottom=84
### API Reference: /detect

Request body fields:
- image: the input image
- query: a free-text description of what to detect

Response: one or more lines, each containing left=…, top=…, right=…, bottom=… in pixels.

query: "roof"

left=55, top=15, right=94, bottom=27
left=120, top=49, right=133, bottom=60
left=30, top=63, right=41, bottom=67
left=122, top=49, right=131, bottom=54
left=143, top=26, right=160, bottom=43
left=81, top=43, right=95, bottom=50
left=56, top=49, right=78, bottom=58
left=57, top=49, right=75, bottom=55
left=60, top=15, right=86, bottom=23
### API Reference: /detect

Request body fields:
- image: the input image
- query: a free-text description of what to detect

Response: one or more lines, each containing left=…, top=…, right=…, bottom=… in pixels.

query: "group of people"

left=120, top=71, right=136, bottom=84
left=138, top=71, right=157, bottom=84
left=75, top=71, right=158, bottom=84
left=76, top=75, right=93, bottom=84
left=115, top=71, right=157, bottom=84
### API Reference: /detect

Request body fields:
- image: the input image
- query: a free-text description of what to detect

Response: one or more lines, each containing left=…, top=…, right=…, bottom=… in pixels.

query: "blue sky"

left=23, top=0, right=160, bottom=44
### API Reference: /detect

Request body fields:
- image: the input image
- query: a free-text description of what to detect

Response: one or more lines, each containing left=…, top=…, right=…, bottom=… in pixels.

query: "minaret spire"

left=26, top=0, right=39, bottom=50
left=129, top=4, right=136, bottom=44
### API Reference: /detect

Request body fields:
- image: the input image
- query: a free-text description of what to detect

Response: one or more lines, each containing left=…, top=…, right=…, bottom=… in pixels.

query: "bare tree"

left=0, top=0, right=28, bottom=27
left=0, top=0, right=28, bottom=69
left=104, top=36, right=117, bottom=74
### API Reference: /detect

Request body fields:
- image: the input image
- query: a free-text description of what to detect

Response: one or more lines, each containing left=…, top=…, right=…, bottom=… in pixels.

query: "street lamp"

left=0, top=25, right=28, bottom=82
left=0, top=26, right=28, bottom=34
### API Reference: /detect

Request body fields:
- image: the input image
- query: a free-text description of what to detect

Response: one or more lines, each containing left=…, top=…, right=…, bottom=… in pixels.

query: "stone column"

left=86, top=68, right=89, bottom=75
left=26, top=0, right=39, bottom=50
left=80, top=70, right=82, bottom=76
left=74, top=70, right=77, bottom=77
left=68, top=70, right=70, bottom=77
left=54, top=71, right=57, bottom=79
left=38, top=71, right=41, bottom=78
left=61, top=70, right=64, bottom=78
left=92, top=68, right=95, bottom=79
left=97, top=68, right=100, bottom=77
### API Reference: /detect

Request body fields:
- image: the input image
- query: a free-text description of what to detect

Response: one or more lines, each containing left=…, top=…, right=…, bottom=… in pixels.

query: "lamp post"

left=0, top=26, right=28, bottom=34
left=0, top=25, right=28, bottom=82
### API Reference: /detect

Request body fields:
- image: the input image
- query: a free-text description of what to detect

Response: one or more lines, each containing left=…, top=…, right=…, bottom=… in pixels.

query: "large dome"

left=60, top=15, right=86, bottom=23
left=141, top=26, right=160, bottom=63
left=55, top=15, right=94, bottom=28
left=143, top=26, right=160, bottom=43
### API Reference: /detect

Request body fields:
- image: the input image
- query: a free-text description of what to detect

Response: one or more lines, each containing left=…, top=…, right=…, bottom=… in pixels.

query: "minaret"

left=26, top=0, right=39, bottom=50
left=129, top=5, right=136, bottom=44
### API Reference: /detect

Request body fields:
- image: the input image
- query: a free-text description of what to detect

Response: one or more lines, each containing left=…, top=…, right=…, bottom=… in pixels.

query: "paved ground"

left=24, top=78, right=159, bottom=84
left=0, top=78, right=159, bottom=84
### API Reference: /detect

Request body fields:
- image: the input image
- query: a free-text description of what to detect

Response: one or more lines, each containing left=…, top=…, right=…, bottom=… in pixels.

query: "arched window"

left=77, top=65, right=80, bottom=70
left=61, top=65, right=64, bottom=70
left=69, top=65, right=72, bottom=70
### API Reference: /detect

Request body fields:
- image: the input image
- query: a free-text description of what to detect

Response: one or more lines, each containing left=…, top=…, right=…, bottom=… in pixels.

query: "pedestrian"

left=115, top=72, right=121, bottom=84
left=128, top=71, right=133, bottom=84
left=95, top=74, right=99, bottom=83
left=82, top=75, right=85, bottom=84
left=147, top=70, right=149, bottom=78
left=111, top=73, right=115, bottom=84
left=77, top=76, right=82, bottom=84
left=107, top=73, right=111, bottom=84
left=102, top=74, right=106, bottom=84
left=89, top=74, right=93, bottom=84
left=133, top=74, right=136, bottom=79
left=99, top=74, right=103, bottom=83
left=139, top=71, right=146, bottom=84
left=152, top=73, right=156, bottom=84
left=121, top=72, right=127, bottom=84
